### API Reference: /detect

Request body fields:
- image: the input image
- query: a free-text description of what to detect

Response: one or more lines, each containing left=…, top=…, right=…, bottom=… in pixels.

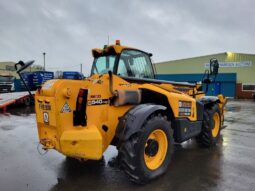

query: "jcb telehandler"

left=16, top=40, right=226, bottom=184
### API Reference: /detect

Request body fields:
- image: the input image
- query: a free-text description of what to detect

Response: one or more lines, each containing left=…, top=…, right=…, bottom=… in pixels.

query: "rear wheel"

left=197, top=104, right=221, bottom=147
left=118, top=114, right=173, bottom=184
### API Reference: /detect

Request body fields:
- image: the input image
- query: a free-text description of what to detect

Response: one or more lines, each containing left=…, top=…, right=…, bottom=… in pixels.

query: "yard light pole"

left=43, top=52, right=46, bottom=71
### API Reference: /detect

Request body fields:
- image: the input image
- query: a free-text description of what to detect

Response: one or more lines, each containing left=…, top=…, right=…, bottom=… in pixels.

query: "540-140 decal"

left=39, top=99, right=109, bottom=113
left=87, top=99, right=109, bottom=106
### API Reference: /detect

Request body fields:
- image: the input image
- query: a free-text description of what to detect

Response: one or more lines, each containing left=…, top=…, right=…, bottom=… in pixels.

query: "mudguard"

left=199, top=96, right=220, bottom=105
left=115, top=104, right=167, bottom=142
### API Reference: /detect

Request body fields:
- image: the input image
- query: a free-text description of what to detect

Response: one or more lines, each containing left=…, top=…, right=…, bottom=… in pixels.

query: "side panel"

left=173, top=119, right=202, bottom=143
left=140, top=84, right=198, bottom=121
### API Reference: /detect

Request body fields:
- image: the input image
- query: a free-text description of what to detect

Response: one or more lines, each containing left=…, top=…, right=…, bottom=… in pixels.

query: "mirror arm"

left=16, top=70, right=34, bottom=100
left=15, top=60, right=34, bottom=100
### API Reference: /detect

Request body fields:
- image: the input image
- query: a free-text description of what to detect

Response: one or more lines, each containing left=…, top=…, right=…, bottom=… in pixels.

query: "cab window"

left=117, top=59, right=128, bottom=76
left=117, top=50, right=154, bottom=79
left=91, top=55, right=116, bottom=75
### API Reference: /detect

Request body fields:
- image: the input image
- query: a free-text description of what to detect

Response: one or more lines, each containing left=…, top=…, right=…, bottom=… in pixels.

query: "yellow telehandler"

left=16, top=40, right=226, bottom=184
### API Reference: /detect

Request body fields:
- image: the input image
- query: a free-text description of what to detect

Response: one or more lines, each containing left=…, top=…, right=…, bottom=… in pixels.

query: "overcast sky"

left=0, top=0, right=254, bottom=76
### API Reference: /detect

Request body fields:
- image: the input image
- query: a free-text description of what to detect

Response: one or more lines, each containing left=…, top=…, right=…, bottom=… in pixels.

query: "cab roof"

left=92, top=41, right=137, bottom=58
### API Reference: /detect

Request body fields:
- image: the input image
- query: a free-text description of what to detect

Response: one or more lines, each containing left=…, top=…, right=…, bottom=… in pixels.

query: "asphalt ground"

left=0, top=100, right=255, bottom=191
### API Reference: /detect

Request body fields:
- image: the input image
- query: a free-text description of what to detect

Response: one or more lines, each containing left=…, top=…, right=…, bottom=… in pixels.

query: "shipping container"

left=32, top=71, right=54, bottom=88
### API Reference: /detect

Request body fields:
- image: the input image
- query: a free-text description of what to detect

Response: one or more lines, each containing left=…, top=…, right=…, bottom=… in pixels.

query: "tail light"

left=73, top=89, right=88, bottom=126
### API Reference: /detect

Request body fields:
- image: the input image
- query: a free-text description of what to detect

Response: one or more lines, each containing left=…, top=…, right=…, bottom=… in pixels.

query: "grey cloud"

left=0, top=0, right=254, bottom=76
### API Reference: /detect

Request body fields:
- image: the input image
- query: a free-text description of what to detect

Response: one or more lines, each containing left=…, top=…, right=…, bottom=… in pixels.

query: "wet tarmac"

left=0, top=100, right=255, bottom=191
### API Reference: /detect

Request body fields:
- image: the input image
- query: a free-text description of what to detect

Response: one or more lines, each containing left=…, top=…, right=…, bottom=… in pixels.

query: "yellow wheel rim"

left=144, top=129, right=168, bottom=170
left=212, top=112, right=220, bottom=138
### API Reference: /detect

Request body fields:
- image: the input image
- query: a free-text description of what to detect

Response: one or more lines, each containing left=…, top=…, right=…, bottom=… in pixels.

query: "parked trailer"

left=0, top=91, right=35, bottom=112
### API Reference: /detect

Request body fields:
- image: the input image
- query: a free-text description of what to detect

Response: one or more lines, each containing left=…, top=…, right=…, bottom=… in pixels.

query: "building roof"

left=156, top=52, right=255, bottom=65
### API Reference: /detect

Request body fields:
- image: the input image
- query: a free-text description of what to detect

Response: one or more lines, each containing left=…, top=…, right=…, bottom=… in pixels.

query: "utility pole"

left=43, top=52, right=46, bottom=71
left=80, top=63, right=82, bottom=73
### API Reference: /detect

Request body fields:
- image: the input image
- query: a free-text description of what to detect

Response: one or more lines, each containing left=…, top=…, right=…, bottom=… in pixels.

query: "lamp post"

left=43, top=52, right=46, bottom=71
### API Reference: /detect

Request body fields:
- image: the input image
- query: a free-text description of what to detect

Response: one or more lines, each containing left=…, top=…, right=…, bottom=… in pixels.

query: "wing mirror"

left=210, top=58, right=219, bottom=75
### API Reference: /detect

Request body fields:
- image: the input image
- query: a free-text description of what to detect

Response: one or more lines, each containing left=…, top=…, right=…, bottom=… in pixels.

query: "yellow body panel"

left=35, top=76, right=136, bottom=158
left=60, top=125, right=103, bottom=159
left=35, top=72, right=226, bottom=160
left=140, top=83, right=197, bottom=121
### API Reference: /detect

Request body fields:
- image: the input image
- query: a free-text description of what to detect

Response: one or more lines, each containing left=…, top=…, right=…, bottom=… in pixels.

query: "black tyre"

left=118, top=114, right=174, bottom=184
left=197, top=104, right=221, bottom=147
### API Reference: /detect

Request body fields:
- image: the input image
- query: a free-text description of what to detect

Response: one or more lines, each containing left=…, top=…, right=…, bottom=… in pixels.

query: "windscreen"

left=91, top=55, right=116, bottom=75
left=117, top=50, right=154, bottom=79
left=0, top=76, right=15, bottom=83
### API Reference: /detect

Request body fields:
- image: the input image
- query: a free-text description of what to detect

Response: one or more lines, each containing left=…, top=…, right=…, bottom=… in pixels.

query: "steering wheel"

left=15, top=60, right=35, bottom=73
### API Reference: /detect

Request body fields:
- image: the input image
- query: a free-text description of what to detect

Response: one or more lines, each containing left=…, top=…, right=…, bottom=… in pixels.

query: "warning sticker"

left=61, top=101, right=72, bottom=113
left=178, top=101, right=192, bottom=116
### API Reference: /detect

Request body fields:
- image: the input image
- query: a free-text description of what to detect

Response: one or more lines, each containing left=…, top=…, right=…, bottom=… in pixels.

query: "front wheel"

left=118, top=114, right=174, bottom=184
left=197, top=104, right=221, bottom=147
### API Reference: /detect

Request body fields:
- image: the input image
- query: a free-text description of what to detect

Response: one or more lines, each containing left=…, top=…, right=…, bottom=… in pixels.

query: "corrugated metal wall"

left=155, top=53, right=255, bottom=84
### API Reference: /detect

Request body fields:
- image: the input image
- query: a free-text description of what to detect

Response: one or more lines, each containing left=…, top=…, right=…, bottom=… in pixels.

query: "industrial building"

left=155, top=52, right=255, bottom=99
left=0, top=61, right=43, bottom=78
left=0, top=61, right=45, bottom=92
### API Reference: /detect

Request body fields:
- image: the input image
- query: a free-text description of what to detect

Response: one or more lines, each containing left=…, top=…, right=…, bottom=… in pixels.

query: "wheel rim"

left=144, top=129, right=168, bottom=170
left=212, top=112, right=220, bottom=137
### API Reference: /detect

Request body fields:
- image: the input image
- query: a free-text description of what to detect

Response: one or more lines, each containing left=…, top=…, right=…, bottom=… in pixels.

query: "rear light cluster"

left=73, top=89, right=88, bottom=126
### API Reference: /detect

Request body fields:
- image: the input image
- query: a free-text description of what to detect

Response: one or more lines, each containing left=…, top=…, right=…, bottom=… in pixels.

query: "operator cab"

left=90, top=41, right=197, bottom=88
left=91, top=40, right=155, bottom=79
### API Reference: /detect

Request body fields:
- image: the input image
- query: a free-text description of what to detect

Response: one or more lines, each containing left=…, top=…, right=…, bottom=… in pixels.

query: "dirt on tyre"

left=118, top=114, right=174, bottom=184
left=197, top=104, right=221, bottom=147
